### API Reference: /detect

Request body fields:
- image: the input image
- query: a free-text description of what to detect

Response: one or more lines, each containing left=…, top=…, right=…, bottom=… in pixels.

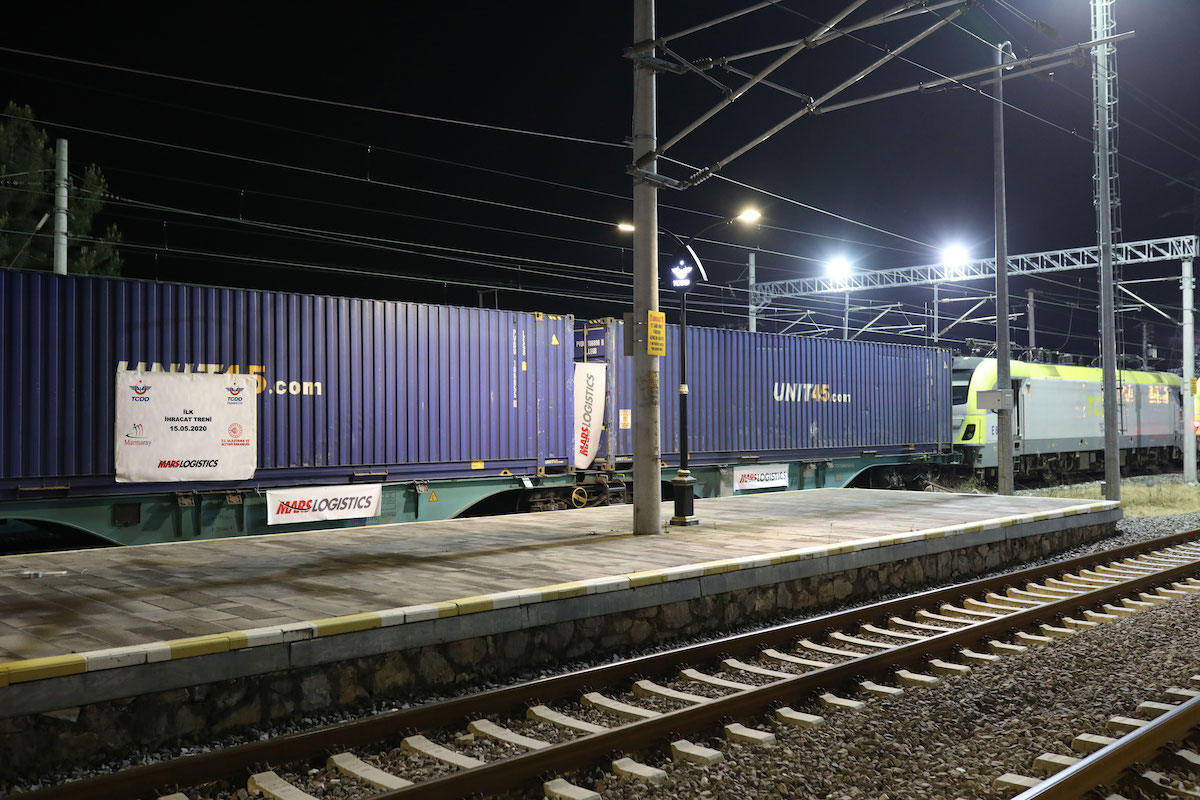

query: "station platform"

left=0, top=488, right=1119, bottom=719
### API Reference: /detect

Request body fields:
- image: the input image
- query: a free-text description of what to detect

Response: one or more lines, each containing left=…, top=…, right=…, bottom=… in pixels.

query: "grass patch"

left=1031, top=482, right=1200, bottom=518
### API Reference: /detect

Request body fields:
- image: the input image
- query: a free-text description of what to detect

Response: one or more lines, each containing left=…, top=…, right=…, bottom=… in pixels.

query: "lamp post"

left=656, top=209, right=760, bottom=526
left=827, top=257, right=852, bottom=338
left=938, top=244, right=969, bottom=345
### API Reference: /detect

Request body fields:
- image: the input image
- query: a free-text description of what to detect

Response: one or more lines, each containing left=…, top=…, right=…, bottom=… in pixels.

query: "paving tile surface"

left=0, top=489, right=1104, bottom=662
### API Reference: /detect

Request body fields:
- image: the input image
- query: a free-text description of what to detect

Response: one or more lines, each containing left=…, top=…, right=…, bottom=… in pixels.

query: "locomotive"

left=952, top=356, right=1189, bottom=480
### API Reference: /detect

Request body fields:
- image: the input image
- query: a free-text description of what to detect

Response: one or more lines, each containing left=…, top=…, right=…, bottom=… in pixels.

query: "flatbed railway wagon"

left=0, top=270, right=574, bottom=545
left=574, top=319, right=957, bottom=496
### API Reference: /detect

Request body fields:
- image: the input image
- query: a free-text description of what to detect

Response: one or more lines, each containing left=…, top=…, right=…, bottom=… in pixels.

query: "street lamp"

left=941, top=244, right=969, bottom=276
left=827, top=257, right=852, bottom=339
left=935, top=245, right=969, bottom=344
left=658, top=209, right=760, bottom=527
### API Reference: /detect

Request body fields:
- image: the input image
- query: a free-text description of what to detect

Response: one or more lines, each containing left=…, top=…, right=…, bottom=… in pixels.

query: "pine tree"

left=0, top=102, right=123, bottom=275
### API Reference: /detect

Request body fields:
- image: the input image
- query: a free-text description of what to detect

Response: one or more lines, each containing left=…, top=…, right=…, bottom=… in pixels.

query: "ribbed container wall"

left=577, top=320, right=950, bottom=464
left=0, top=271, right=573, bottom=494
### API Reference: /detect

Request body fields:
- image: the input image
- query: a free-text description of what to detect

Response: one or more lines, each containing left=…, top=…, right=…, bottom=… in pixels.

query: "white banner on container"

left=733, top=463, right=790, bottom=491
left=573, top=362, right=606, bottom=469
left=266, top=484, right=382, bottom=525
left=114, top=370, right=257, bottom=482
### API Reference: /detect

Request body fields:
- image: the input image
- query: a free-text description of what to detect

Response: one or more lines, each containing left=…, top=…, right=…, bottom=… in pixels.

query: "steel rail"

left=1011, top=693, right=1200, bottom=798
left=377, top=551, right=1200, bottom=799
left=23, top=528, right=1199, bottom=800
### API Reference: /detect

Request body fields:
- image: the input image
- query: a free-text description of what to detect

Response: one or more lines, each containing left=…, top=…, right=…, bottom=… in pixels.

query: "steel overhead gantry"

left=751, top=236, right=1198, bottom=303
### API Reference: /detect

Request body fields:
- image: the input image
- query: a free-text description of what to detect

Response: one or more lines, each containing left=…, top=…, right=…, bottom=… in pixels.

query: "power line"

left=0, top=46, right=626, bottom=150
left=764, top=2, right=1200, bottom=194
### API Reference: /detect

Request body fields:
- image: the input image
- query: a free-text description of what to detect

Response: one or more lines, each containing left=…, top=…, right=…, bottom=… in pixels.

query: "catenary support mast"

left=1027, top=290, right=1035, bottom=348
left=1184, top=258, right=1196, bottom=484
left=1093, top=0, right=1121, bottom=501
left=53, top=138, right=68, bottom=275
left=631, top=0, right=662, bottom=534
left=994, top=44, right=1013, bottom=496
left=748, top=251, right=757, bottom=332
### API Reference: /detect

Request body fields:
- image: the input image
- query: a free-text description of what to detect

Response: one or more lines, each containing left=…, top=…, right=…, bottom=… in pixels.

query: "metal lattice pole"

left=1092, top=0, right=1121, bottom=501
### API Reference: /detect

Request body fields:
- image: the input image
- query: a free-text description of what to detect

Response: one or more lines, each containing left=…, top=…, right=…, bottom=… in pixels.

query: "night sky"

left=3, top=2, right=1199, bottom=365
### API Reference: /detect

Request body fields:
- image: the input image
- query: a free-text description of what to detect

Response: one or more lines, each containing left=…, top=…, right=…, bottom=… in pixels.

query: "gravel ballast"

left=538, top=513, right=1200, bottom=800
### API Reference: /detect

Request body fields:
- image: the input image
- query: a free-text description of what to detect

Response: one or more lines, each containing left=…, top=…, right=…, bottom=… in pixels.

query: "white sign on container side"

left=733, top=463, right=790, bottom=491
left=573, top=362, right=606, bottom=469
left=114, top=370, right=257, bottom=483
left=266, top=484, right=382, bottom=525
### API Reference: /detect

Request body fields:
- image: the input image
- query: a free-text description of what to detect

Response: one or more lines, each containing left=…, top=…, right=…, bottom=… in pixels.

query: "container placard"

left=574, top=362, right=606, bottom=469
left=266, top=484, right=382, bottom=525
left=733, top=463, right=790, bottom=491
left=115, top=370, right=257, bottom=482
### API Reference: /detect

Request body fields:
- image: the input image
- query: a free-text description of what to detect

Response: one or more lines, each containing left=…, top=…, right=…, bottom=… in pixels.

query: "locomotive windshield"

left=951, top=367, right=975, bottom=406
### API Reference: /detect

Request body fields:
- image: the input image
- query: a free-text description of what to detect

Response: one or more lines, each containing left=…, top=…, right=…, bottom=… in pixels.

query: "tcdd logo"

left=130, top=380, right=152, bottom=402
left=226, top=384, right=244, bottom=404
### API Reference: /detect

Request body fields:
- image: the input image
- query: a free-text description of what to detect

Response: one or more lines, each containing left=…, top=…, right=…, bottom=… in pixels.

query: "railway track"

left=23, top=529, right=1200, bottom=800
left=998, top=678, right=1200, bottom=798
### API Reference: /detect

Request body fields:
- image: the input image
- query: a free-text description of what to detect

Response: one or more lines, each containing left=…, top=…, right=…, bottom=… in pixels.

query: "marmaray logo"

left=123, top=422, right=151, bottom=446
left=130, top=380, right=152, bottom=402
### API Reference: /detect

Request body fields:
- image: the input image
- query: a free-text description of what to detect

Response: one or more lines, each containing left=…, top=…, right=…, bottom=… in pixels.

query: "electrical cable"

left=0, top=46, right=626, bottom=150
left=764, top=2, right=1200, bottom=194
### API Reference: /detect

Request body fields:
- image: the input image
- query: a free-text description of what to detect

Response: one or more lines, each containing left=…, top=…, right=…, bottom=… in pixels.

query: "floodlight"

left=827, top=257, right=852, bottom=283
left=941, top=244, right=969, bottom=275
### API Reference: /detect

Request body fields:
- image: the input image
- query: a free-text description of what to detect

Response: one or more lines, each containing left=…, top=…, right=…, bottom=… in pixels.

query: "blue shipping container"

left=576, top=319, right=951, bottom=466
left=0, top=270, right=573, bottom=497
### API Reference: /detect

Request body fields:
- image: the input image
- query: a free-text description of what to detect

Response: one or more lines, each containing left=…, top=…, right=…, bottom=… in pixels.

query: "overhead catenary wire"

left=763, top=3, right=1200, bottom=194
left=4, top=17, right=1185, bottom=352
left=991, top=0, right=1200, bottom=147
left=0, top=46, right=626, bottom=151
left=972, top=5, right=1200, bottom=170
left=0, top=107, right=934, bottom=278
left=0, top=47, right=947, bottom=257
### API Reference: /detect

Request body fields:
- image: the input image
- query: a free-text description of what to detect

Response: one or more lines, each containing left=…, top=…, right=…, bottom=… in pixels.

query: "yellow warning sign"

left=428, top=491, right=439, bottom=503
left=1192, top=377, right=1197, bottom=396
left=647, top=311, right=666, bottom=356
left=551, top=333, right=560, bottom=345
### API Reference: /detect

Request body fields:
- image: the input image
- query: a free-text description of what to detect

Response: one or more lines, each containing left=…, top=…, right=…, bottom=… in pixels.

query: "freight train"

left=0, top=270, right=1191, bottom=546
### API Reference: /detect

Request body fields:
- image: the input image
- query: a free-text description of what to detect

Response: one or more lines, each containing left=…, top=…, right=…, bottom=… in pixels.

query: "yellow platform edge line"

left=452, top=595, right=496, bottom=615
left=624, top=570, right=668, bottom=588
left=168, top=634, right=234, bottom=659
left=1, top=653, right=86, bottom=684
left=311, top=613, right=383, bottom=637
